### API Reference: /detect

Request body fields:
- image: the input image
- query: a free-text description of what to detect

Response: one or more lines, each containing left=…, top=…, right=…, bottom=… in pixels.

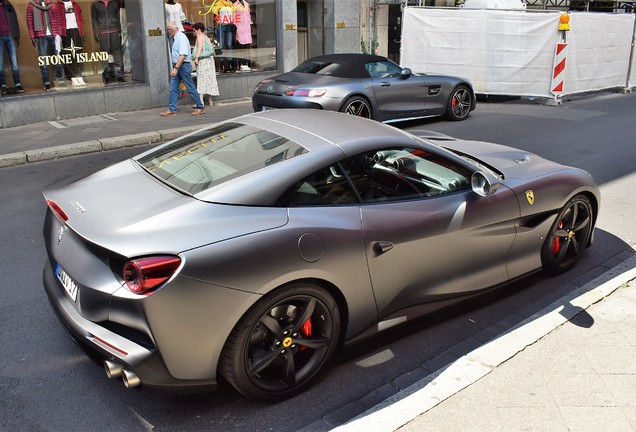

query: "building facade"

left=0, top=0, right=364, bottom=128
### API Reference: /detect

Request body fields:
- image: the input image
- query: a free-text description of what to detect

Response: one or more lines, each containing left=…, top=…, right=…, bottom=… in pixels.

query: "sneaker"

left=1, top=85, right=7, bottom=95
left=44, top=84, right=51, bottom=91
left=191, top=109, right=206, bottom=116
left=160, top=110, right=177, bottom=117
left=239, top=64, right=250, bottom=71
left=15, top=85, right=24, bottom=93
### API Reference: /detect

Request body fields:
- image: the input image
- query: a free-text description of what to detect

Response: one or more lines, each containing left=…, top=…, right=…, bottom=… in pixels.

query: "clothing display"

left=233, top=0, right=251, bottom=45
left=0, top=0, right=263, bottom=98
left=91, top=0, right=124, bottom=83
left=216, top=4, right=234, bottom=50
left=58, top=0, right=85, bottom=84
left=0, top=0, right=22, bottom=91
left=26, top=0, right=64, bottom=88
left=164, top=1, right=184, bottom=32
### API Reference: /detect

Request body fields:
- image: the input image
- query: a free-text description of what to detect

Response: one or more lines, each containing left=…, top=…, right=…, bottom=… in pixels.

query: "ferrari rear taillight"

left=123, top=256, right=181, bottom=295
left=47, top=200, right=69, bottom=222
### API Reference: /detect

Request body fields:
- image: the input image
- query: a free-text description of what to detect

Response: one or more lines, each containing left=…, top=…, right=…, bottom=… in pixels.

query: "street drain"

left=49, top=115, right=117, bottom=129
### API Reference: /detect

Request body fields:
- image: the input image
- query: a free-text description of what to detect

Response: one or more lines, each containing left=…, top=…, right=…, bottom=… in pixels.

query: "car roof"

left=239, top=109, right=409, bottom=154
left=295, top=53, right=392, bottom=79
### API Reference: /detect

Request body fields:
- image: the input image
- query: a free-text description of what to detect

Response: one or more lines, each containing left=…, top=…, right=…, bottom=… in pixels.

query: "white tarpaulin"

left=564, top=13, right=634, bottom=94
left=401, top=7, right=635, bottom=98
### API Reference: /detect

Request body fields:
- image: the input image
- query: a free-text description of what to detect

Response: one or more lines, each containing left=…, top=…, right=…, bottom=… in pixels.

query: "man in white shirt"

left=161, top=21, right=205, bottom=116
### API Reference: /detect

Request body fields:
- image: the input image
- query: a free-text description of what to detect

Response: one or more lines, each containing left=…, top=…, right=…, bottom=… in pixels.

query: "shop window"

left=0, top=0, right=144, bottom=97
left=175, top=0, right=277, bottom=74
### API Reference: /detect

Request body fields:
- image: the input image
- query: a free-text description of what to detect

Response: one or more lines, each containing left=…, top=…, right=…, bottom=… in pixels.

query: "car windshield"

left=136, top=122, right=308, bottom=195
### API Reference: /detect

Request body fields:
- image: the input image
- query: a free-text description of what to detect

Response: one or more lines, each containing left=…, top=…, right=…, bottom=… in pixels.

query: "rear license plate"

left=260, top=105, right=276, bottom=111
left=55, top=264, right=79, bottom=302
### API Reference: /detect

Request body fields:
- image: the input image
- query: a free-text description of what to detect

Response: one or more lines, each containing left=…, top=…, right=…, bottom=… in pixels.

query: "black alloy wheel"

left=219, top=284, right=340, bottom=400
left=541, top=194, right=594, bottom=275
left=445, top=85, right=472, bottom=121
left=341, top=96, right=373, bottom=119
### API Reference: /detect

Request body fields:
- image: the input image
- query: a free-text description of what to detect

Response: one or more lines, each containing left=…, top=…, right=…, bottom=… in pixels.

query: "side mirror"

left=471, top=171, right=501, bottom=196
left=400, top=68, right=412, bottom=78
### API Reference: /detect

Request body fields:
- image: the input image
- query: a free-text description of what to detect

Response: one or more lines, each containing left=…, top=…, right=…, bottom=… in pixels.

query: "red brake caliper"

left=452, top=97, right=458, bottom=109
left=299, top=319, right=312, bottom=351
left=553, top=221, right=563, bottom=254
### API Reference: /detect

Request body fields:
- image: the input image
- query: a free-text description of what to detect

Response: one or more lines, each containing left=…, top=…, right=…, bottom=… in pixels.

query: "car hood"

left=256, top=72, right=343, bottom=94
left=440, top=139, right=566, bottom=178
left=43, top=159, right=288, bottom=258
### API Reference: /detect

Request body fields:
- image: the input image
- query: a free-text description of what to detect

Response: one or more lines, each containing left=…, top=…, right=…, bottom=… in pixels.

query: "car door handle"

left=380, top=82, right=391, bottom=87
left=375, top=241, right=394, bottom=254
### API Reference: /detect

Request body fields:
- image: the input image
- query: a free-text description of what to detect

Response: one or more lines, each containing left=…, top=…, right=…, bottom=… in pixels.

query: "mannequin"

left=57, top=0, right=86, bottom=86
left=91, top=0, right=124, bottom=83
left=233, top=0, right=251, bottom=46
left=26, top=0, right=65, bottom=90
left=215, top=0, right=233, bottom=51
left=164, top=0, right=183, bottom=32
left=0, top=0, right=23, bottom=94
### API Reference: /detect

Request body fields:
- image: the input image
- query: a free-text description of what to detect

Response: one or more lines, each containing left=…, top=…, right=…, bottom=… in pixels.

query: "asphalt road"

left=0, top=91, right=634, bottom=431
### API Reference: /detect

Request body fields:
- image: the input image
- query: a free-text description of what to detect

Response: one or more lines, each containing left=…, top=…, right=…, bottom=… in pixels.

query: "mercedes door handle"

left=380, top=82, right=391, bottom=87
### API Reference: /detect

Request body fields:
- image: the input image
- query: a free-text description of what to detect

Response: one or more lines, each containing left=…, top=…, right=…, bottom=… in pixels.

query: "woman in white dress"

left=192, top=22, right=220, bottom=106
left=164, top=0, right=184, bottom=32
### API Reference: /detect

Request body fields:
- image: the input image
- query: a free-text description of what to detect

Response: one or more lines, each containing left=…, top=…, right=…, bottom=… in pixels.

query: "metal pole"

left=624, top=14, right=635, bottom=93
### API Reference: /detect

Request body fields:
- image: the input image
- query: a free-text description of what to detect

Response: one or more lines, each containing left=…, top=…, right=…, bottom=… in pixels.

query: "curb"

left=330, top=252, right=636, bottom=432
left=0, top=126, right=203, bottom=169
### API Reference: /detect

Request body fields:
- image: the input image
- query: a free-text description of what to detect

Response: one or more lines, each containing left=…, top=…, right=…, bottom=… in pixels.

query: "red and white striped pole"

left=551, top=42, right=568, bottom=96
left=550, top=13, right=571, bottom=103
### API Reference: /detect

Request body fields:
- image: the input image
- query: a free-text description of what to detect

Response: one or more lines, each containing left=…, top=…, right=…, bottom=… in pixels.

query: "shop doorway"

left=298, top=0, right=308, bottom=63
left=388, top=4, right=402, bottom=63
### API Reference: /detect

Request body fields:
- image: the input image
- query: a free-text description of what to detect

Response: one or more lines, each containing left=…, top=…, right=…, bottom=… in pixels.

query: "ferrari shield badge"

left=525, top=190, right=535, bottom=206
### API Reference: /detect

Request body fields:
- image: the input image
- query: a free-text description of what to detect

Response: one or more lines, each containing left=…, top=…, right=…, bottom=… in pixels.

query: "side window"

left=287, top=164, right=359, bottom=206
left=285, top=147, right=471, bottom=206
left=365, top=61, right=403, bottom=78
left=342, top=148, right=472, bottom=203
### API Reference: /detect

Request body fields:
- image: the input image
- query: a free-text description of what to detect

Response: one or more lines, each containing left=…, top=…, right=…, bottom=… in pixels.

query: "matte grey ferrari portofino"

left=252, top=53, right=476, bottom=122
left=43, top=110, right=598, bottom=400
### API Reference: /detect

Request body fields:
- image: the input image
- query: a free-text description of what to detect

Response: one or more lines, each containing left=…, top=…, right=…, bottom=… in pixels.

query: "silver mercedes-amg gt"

left=42, top=110, right=598, bottom=400
left=252, top=53, right=476, bottom=123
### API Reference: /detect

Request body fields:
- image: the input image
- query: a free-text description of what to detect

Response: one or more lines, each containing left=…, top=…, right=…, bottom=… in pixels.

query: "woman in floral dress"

left=192, top=22, right=220, bottom=106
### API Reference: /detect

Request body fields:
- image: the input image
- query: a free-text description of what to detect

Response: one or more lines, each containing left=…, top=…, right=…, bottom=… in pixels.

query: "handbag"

left=194, top=38, right=215, bottom=59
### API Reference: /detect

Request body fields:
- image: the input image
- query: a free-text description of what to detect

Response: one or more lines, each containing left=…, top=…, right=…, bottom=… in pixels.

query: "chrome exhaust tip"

left=104, top=360, right=123, bottom=379
left=122, top=369, right=141, bottom=388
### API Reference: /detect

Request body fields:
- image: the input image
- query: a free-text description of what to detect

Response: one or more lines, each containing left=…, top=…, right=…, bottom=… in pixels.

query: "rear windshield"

left=291, top=59, right=371, bottom=79
left=136, top=122, right=307, bottom=195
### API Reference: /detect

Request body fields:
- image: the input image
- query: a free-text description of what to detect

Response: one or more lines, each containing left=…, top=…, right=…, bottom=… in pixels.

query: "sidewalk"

left=333, top=253, right=636, bottom=432
left=0, top=98, right=254, bottom=168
